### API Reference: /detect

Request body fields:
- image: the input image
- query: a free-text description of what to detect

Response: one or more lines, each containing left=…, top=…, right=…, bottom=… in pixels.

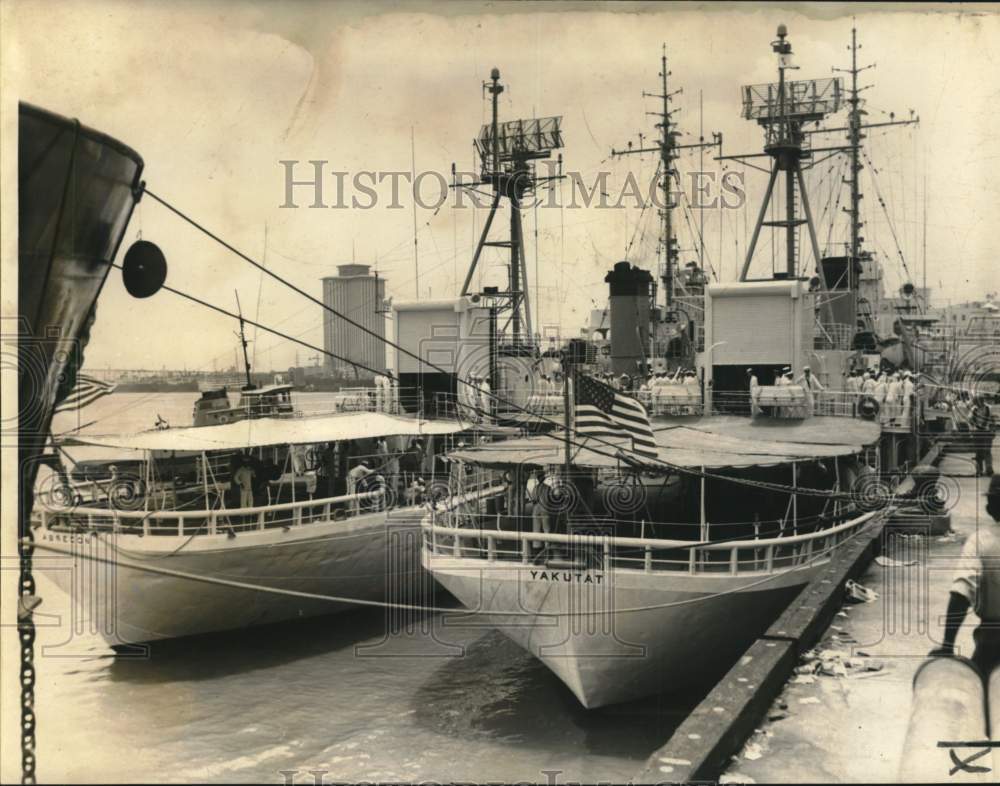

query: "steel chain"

left=19, top=524, right=37, bottom=784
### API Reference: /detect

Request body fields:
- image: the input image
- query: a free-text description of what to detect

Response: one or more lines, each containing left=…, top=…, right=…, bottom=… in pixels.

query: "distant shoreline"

left=113, top=377, right=369, bottom=394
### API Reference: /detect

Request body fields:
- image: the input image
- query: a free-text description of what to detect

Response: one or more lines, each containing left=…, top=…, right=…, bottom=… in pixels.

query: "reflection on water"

left=29, top=395, right=705, bottom=782
left=106, top=609, right=397, bottom=685
left=34, top=578, right=704, bottom=783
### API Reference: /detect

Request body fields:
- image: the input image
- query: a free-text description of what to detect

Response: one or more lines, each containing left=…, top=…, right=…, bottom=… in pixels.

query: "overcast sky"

left=5, top=1, right=998, bottom=372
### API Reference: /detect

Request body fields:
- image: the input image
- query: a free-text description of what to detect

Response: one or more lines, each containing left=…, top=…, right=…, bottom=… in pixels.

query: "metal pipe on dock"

left=898, top=656, right=990, bottom=783
left=990, top=666, right=1000, bottom=779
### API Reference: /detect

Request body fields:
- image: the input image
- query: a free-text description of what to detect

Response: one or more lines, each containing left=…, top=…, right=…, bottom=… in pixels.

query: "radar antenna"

left=454, top=68, right=564, bottom=349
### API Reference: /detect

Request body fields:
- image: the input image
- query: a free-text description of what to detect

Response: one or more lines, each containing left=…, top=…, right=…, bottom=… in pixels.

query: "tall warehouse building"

left=321, top=264, right=387, bottom=376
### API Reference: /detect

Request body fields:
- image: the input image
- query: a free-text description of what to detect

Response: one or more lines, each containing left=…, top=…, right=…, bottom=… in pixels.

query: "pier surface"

left=723, top=448, right=990, bottom=783
left=638, top=444, right=994, bottom=784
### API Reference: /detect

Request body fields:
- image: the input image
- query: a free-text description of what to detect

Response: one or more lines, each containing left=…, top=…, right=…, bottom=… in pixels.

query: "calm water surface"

left=30, top=393, right=702, bottom=783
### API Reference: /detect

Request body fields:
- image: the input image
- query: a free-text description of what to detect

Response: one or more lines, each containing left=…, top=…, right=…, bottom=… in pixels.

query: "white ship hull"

left=425, top=553, right=821, bottom=708
left=35, top=508, right=429, bottom=646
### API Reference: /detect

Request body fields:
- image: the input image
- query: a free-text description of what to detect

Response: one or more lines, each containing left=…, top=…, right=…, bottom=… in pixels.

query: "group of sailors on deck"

left=748, top=365, right=824, bottom=418
left=637, top=369, right=702, bottom=414
left=585, top=369, right=702, bottom=415
left=845, top=368, right=915, bottom=425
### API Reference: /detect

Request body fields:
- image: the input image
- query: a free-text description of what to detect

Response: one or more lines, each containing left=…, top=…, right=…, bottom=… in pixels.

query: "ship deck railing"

left=432, top=390, right=566, bottom=419
left=711, top=388, right=922, bottom=426
left=38, top=489, right=399, bottom=537
left=292, top=387, right=418, bottom=417
left=422, top=507, right=879, bottom=576
left=36, top=474, right=506, bottom=538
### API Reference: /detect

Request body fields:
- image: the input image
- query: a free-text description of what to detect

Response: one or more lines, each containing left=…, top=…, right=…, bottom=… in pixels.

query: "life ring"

left=858, top=395, right=880, bottom=420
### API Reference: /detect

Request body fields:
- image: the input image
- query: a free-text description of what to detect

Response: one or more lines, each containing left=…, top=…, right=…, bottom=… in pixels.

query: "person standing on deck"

left=526, top=469, right=547, bottom=548
left=971, top=397, right=995, bottom=477
left=901, top=371, right=916, bottom=427
left=861, top=371, right=875, bottom=395
left=233, top=455, right=255, bottom=509
left=795, top=366, right=824, bottom=418
left=774, top=367, right=791, bottom=418
left=846, top=370, right=862, bottom=416
left=932, top=475, right=1000, bottom=674
left=346, top=460, right=373, bottom=515
left=885, top=373, right=901, bottom=424
left=873, top=372, right=888, bottom=423
left=386, top=375, right=398, bottom=413
left=747, top=367, right=761, bottom=418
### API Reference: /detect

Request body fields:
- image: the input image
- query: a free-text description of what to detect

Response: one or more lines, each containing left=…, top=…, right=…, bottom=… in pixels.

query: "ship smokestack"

left=605, top=261, right=654, bottom=376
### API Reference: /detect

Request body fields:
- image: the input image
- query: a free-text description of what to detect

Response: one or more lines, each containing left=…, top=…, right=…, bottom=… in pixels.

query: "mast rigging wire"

left=109, top=262, right=386, bottom=380
left=140, top=187, right=879, bottom=500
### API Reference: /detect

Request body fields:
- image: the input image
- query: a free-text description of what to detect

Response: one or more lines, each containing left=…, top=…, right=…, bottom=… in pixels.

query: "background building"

left=321, top=264, right=387, bottom=377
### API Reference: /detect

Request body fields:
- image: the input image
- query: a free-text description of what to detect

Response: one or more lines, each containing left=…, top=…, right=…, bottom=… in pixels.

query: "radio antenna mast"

left=718, top=25, right=846, bottom=327
left=611, top=45, right=721, bottom=310
left=234, top=290, right=253, bottom=389
left=455, top=67, right=564, bottom=348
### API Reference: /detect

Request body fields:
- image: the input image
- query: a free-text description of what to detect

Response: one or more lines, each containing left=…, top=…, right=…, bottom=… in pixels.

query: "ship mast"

left=234, top=290, right=253, bottom=389
left=457, top=68, right=564, bottom=348
left=611, top=45, right=720, bottom=310
left=832, top=24, right=919, bottom=290
left=720, top=24, right=844, bottom=327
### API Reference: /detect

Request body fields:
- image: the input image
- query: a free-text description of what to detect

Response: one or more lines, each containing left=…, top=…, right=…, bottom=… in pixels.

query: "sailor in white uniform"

left=846, top=370, right=862, bottom=416
left=873, top=372, right=889, bottom=422
left=795, top=365, right=825, bottom=418
left=901, top=371, right=916, bottom=425
left=748, top=367, right=761, bottom=417
left=774, top=366, right=792, bottom=417
left=886, top=372, right=902, bottom=424
left=861, top=371, right=876, bottom=396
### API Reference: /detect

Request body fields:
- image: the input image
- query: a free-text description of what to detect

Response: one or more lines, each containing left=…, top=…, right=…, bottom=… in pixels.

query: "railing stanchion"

left=644, top=546, right=652, bottom=573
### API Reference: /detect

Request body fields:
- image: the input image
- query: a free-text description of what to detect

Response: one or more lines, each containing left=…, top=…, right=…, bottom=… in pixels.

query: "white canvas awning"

left=59, top=412, right=471, bottom=452
left=445, top=416, right=880, bottom=471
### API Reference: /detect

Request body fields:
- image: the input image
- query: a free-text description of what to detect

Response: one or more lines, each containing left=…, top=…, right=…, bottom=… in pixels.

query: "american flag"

left=573, top=372, right=658, bottom=459
left=54, top=373, right=117, bottom=414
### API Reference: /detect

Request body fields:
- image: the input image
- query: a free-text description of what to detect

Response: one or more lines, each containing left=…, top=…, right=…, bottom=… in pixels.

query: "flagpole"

left=562, top=355, right=574, bottom=475
left=700, top=465, right=707, bottom=542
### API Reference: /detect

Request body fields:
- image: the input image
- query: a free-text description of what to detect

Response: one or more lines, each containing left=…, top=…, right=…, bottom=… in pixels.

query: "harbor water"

left=26, top=393, right=705, bottom=783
